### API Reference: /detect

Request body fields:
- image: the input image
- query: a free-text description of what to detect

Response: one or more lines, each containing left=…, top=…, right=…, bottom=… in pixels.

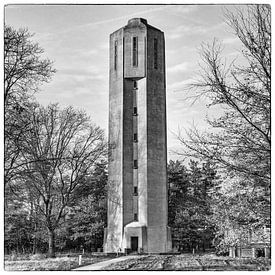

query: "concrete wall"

left=124, top=20, right=146, bottom=79
left=136, top=78, right=147, bottom=226
left=146, top=27, right=169, bottom=252
left=123, top=79, right=134, bottom=227
left=106, top=28, right=124, bottom=252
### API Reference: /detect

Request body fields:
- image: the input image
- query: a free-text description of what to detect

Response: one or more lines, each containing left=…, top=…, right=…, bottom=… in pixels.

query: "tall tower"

left=104, top=18, right=172, bottom=253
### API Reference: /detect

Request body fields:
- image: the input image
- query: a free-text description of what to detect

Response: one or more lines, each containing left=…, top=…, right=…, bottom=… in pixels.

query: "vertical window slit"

left=114, top=40, right=118, bottom=70
left=154, top=38, right=158, bottom=69
left=133, top=37, right=138, bottom=67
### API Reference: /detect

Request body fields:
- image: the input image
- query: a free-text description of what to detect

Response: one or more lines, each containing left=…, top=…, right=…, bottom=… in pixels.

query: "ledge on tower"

left=125, top=221, right=146, bottom=228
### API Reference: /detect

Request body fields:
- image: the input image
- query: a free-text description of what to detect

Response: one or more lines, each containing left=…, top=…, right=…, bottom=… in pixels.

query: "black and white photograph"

left=3, top=1, right=271, bottom=271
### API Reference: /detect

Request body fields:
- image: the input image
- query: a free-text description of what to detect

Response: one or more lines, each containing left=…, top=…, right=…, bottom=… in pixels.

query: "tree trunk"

left=48, top=229, right=55, bottom=258
left=32, top=221, right=38, bottom=254
left=32, top=235, right=37, bottom=254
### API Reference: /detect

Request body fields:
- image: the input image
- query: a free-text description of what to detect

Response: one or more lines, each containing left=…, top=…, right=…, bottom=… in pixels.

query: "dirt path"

left=73, top=255, right=146, bottom=270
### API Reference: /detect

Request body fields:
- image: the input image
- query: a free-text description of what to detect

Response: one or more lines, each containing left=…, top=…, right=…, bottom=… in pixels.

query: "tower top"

left=127, top=18, right=148, bottom=25
left=110, top=17, right=163, bottom=36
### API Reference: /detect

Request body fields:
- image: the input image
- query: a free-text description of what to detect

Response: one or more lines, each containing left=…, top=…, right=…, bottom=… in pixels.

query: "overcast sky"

left=5, top=4, right=244, bottom=160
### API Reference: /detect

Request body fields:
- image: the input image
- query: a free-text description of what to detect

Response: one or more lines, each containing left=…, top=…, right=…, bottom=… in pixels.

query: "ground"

left=4, top=254, right=117, bottom=271
left=102, top=254, right=271, bottom=271
left=4, top=253, right=271, bottom=271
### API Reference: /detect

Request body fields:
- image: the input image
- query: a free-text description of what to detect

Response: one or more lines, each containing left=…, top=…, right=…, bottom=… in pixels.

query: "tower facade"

left=104, top=18, right=172, bottom=253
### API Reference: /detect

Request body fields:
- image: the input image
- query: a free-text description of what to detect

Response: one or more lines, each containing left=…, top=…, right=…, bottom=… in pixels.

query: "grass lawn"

left=103, top=253, right=271, bottom=271
left=4, top=254, right=117, bottom=271
left=5, top=253, right=271, bottom=271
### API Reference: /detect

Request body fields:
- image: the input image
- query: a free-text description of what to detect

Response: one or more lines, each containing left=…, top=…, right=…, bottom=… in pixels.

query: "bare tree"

left=4, top=26, right=55, bottom=106
left=178, top=5, right=270, bottom=226
left=17, top=104, right=107, bottom=257
left=4, top=26, right=55, bottom=187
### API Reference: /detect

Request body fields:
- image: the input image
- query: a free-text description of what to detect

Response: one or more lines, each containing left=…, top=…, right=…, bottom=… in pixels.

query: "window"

left=132, top=37, right=138, bottom=67
left=153, top=38, right=158, bottom=69
left=133, top=133, right=138, bottom=142
left=133, top=107, right=137, bottom=116
left=134, top=186, right=138, bottom=195
left=114, top=40, right=118, bottom=70
left=134, top=213, right=138, bottom=221
left=133, top=80, right=138, bottom=89
left=133, top=159, right=138, bottom=169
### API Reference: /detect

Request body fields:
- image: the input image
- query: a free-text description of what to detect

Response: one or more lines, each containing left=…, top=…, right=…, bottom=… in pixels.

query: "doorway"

left=131, top=236, right=138, bottom=252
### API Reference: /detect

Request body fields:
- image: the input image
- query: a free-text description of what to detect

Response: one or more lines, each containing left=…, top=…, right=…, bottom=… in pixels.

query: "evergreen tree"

left=168, top=160, right=219, bottom=252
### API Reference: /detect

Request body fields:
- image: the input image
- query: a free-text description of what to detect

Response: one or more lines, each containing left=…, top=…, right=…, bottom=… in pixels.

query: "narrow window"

left=134, top=213, right=138, bottom=221
left=134, top=186, right=138, bottom=195
left=154, top=38, right=158, bottom=69
left=133, top=107, right=137, bottom=116
left=133, top=80, right=138, bottom=89
left=114, top=40, right=118, bottom=70
left=133, top=133, right=138, bottom=142
left=133, top=159, right=138, bottom=169
left=133, top=37, right=138, bottom=67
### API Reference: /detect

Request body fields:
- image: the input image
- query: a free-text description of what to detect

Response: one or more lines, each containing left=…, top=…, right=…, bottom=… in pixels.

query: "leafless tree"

left=4, top=26, right=55, bottom=187
left=178, top=5, right=270, bottom=225
left=4, top=26, right=55, bottom=106
left=17, top=104, right=107, bottom=257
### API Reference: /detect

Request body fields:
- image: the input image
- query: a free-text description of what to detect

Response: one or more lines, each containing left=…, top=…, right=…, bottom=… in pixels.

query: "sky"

left=5, top=4, right=244, bottom=160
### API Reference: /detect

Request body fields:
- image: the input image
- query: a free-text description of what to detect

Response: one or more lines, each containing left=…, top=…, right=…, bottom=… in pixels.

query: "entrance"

left=131, top=236, right=138, bottom=252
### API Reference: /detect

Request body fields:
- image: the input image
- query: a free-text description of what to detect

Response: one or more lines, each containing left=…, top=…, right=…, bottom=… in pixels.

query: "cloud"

left=223, top=37, right=239, bottom=44
left=52, top=5, right=173, bottom=36
left=167, top=21, right=227, bottom=40
left=60, top=63, right=105, bottom=75
left=166, top=25, right=193, bottom=39
left=84, top=5, right=171, bottom=27
left=167, top=78, right=195, bottom=91
left=226, top=50, right=241, bottom=57
left=173, top=5, right=198, bottom=14
left=39, top=5, right=198, bottom=40
left=71, top=48, right=99, bottom=56
left=166, top=24, right=208, bottom=40
left=167, top=62, right=189, bottom=74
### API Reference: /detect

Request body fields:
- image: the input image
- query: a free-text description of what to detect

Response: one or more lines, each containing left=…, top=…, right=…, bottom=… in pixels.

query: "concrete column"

left=252, top=247, right=256, bottom=258
left=236, top=247, right=241, bottom=257
left=229, top=247, right=236, bottom=258
left=265, top=247, right=271, bottom=258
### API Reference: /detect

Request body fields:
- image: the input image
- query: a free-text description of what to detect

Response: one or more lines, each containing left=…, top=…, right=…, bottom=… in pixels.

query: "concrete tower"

left=104, top=18, right=172, bottom=253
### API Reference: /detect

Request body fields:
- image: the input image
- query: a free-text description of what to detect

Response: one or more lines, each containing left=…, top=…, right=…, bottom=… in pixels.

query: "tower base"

left=104, top=222, right=172, bottom=253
